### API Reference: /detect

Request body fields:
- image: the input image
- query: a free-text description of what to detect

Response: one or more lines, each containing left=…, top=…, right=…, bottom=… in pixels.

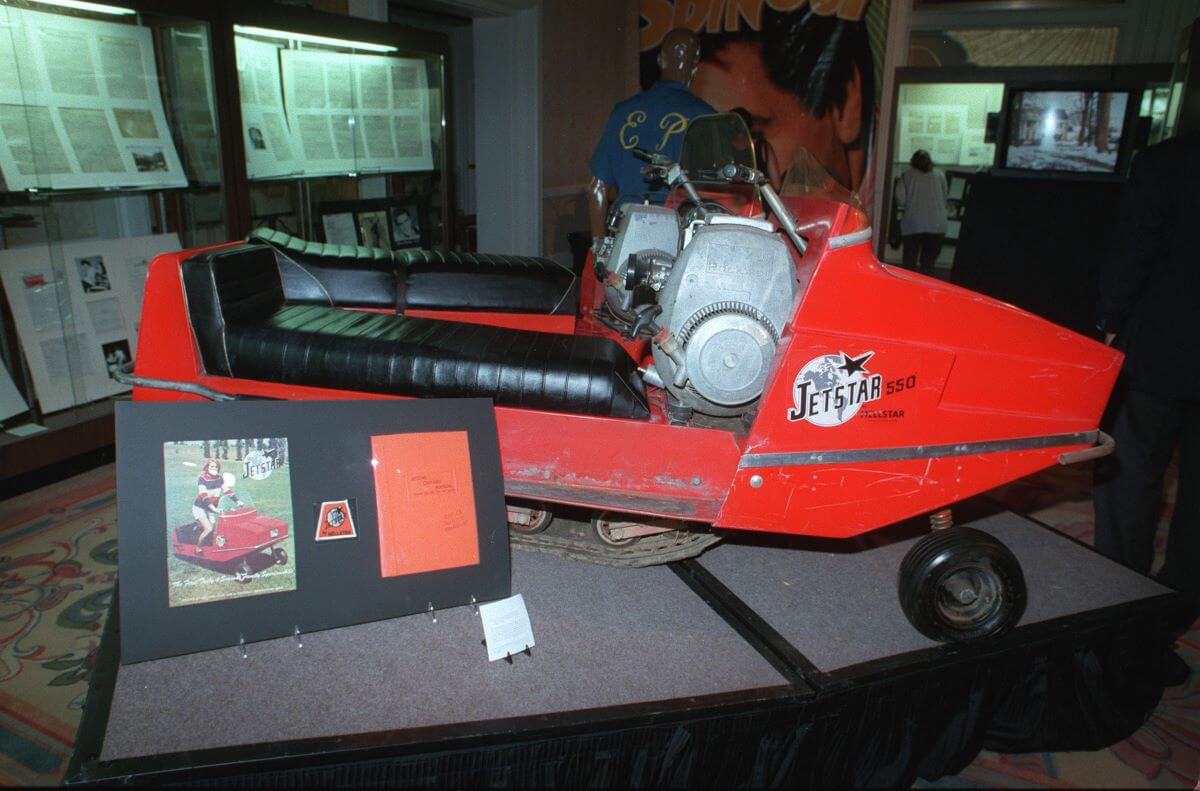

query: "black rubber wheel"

left=234, top=559, right=254, bottom=584
left=273, top=547, right=287, bottom=566
left=898, top=526, right=1026, bottom=643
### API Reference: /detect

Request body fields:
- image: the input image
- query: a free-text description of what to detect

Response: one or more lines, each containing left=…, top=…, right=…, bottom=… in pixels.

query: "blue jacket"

left=589, top=80, right=715, bottom=206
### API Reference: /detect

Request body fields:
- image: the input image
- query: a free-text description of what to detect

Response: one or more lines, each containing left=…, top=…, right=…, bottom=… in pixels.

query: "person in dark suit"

left=1093, top=133, right=1200, bottom=605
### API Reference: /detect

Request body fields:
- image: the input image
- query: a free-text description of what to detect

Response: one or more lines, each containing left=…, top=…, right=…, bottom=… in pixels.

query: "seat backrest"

left=182, top=245, right=285, bottom=375
left=249, top=227, right=399, bottom=309
left=246, top=227, right=577, bottom=315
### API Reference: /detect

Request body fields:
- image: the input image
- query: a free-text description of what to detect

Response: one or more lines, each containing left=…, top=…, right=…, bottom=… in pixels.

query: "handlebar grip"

left=721, top=163, right=760, bottom=183
left=632, top=147, right=654, bottom=163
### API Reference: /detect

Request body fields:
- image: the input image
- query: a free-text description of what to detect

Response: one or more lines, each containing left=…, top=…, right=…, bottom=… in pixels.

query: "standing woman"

left=895, top=150, right=949, bottom=274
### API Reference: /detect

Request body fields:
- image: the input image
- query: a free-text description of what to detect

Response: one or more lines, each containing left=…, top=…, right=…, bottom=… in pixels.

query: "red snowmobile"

left=125, top=113, right=1119, bottom=642
left=172, top=490, right=289, bottom=583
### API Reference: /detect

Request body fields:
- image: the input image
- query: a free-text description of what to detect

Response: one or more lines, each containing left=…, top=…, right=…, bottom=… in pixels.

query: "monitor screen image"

left=1004, top=90, right=1129, bottom=173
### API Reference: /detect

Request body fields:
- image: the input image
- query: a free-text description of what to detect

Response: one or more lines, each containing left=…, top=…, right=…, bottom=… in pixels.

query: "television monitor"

left=1003, top=90, right=1130, bottom=173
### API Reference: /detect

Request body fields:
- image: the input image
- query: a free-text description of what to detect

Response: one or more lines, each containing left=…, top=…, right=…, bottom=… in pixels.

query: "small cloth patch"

left=315, top=499, right=357, bottom=541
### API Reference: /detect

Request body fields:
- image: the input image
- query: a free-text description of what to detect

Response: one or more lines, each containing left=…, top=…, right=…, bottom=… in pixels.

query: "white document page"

left=0, top=6, right=187, bottom=191
left=236, top=37, right=301, bottom=180
left=280, top=49, right=433, bottom=178
left=0, top=233, right=180, bottom=413
left=6, top=423, right=46, bottom=437
left=479, top=594, right=536, bottom=663
left=166, top=28, right=221, bottom=184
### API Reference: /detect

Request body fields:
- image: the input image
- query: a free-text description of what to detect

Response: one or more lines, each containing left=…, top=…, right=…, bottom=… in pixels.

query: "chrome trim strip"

left=827, top=227, right=873, bottom=250
left=738, top=430, right=1098, bottom=469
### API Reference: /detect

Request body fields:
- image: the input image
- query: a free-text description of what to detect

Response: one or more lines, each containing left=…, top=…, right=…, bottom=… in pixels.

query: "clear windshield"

left=780, top=148, right=866, bottom=211
left=680, top=113, right=756, bottom=183
left=218, top=492, right=253, bottom=512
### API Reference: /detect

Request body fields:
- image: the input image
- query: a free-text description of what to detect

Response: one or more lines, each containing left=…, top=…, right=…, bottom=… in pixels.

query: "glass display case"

left=893, top=82, right=1006, bottom=171
left=0, top=0, right=225, bottom=439
left=232, top=25, right=449, bottom=251
left=0, top=1, right=451, bottom=451
left=0, top=1, right=453, bottom=467
left=884, top=82, right=1004, bottom=263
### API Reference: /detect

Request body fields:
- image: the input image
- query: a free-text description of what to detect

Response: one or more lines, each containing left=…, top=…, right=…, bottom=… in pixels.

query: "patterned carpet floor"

left=0, top=465, right=116, bottom=786
left=928, top=460, right=1197, bottom=789
left=0, top=462, right=1191, bottom=786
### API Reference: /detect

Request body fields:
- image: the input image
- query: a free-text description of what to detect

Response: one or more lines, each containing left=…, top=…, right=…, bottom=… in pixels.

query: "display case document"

left=280, top=49, right=433, bottom=177
left=0, top=234, right=181, bottom=413
left=0, top=6, right=187, bottom=191
left=235, top=37, right=302, bottom=180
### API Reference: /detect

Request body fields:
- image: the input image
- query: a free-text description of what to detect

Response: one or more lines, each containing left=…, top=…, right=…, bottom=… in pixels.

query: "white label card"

left=6, top=422, right=46, bottom=437
left=478, top=593, right=535, bottom=663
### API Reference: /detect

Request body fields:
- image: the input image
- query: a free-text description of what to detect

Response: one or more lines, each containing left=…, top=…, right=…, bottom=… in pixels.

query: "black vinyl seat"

left=182, top=245, right=649, bottom=419
left=249, top=228, right=579, bottom=316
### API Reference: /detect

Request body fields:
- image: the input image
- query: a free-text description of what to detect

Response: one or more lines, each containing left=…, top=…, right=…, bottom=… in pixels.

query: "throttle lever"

left=632, top=147, right=671, bottom=166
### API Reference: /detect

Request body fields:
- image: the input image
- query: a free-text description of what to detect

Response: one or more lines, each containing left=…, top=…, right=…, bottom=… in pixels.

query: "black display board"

left=116, top=398, right=510, bottom=664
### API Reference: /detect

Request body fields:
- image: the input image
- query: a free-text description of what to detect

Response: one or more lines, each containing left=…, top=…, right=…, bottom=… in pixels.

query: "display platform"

left=691, top=508, right=1173, bottom=681
left=67, top=506, right=1191, bottom=787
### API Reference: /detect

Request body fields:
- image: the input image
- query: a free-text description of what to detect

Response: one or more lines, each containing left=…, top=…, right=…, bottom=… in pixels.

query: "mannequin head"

left=658, top=28, right=701, bottom=85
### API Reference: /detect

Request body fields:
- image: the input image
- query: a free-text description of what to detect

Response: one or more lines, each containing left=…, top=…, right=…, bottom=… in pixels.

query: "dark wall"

left=951, top=174, right=1123, bottom=336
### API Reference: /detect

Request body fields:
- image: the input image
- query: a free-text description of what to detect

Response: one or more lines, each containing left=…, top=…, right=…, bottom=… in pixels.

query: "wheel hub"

left=936, top=566, right=1000, bottom=627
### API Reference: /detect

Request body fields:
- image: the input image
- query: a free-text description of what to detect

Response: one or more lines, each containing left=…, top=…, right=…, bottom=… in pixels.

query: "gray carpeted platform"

left=101, top=549, right=786, bottom=761
left=699, top=510, right=1170, bottom=673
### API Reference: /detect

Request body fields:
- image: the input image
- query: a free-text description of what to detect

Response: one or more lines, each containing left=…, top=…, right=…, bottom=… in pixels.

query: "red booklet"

left=371, top=431, right=481, bottom=577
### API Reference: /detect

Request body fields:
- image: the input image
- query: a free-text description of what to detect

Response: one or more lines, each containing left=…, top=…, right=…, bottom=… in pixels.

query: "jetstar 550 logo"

left=787, top=351, right=883, bottom=426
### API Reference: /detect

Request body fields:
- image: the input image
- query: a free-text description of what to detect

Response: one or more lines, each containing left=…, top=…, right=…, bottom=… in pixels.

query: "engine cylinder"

left=652, top=221, right=797, bottom=416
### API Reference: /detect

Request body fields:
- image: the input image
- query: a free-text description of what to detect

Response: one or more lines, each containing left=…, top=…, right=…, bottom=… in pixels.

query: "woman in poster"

left=193, top=459, right=223, bottom=549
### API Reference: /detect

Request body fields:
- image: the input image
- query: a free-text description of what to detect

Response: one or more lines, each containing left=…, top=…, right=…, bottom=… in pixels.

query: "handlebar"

left=721, top=163, right=761, bottom=184
left=631, top=151, right=807, bottom=256
left=633, top=147, right=674, bottom=167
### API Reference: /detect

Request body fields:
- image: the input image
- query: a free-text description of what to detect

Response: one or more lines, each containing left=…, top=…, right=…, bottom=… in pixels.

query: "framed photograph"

left=389, top=203, right=423, bottom=249
left=321, top=212, right=358, bottom=246
left=116, top=398, right=510, bottom=664
left=316, top=196, right=429, bottom=250
left=357, top=209, right=391, bottom=250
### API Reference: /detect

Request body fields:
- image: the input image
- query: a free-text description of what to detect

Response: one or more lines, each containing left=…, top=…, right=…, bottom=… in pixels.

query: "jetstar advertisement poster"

left=639, top=0, right=891, bottom=215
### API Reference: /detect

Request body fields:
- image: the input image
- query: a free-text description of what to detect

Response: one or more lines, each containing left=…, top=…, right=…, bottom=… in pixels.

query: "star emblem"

left=838, top=351, right=873, bottom=376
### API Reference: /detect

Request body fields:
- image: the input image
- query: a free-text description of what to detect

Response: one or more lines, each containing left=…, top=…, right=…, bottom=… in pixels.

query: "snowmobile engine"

left=598, top=204, right=680, bottom=320
left=653, top=217, right=797, bottom=417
